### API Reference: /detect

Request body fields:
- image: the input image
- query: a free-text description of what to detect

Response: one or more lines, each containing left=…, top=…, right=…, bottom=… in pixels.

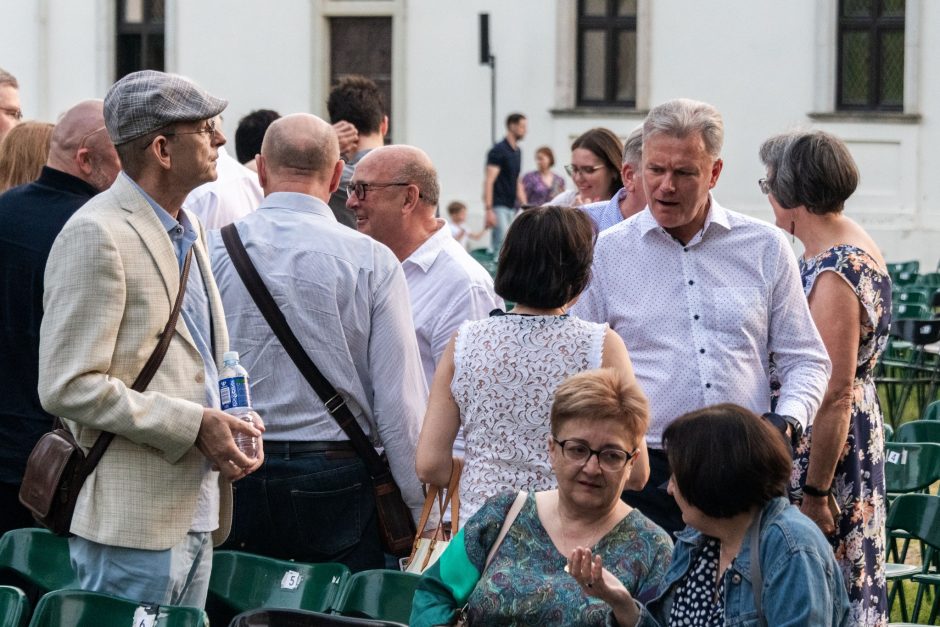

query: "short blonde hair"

left=550, top=368, right=649, bottom=449
left=0, top=121, right=54, bottom=193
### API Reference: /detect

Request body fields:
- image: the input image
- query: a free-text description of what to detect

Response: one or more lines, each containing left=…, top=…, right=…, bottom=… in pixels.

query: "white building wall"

left=0, top=0, right=936, bottom=266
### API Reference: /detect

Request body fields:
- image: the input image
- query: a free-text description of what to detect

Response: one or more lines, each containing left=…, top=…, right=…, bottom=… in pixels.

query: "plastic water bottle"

left=218, top=351, right=257, bottom=459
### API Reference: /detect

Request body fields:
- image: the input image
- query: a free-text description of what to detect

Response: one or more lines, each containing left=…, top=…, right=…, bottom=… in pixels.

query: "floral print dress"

left=790, top=244, right=892, bottom=627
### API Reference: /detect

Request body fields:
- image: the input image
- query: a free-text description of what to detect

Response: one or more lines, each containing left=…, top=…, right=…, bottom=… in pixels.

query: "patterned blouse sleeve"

left=410, top=492, right=518, bottom=627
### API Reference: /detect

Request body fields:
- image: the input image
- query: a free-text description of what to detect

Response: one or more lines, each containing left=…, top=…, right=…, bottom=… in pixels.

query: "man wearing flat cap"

left=38, top=70, right=264, bottom=608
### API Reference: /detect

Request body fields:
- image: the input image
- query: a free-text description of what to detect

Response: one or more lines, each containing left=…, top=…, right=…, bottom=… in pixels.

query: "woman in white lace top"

left=416, top=205, right=648, bottom=522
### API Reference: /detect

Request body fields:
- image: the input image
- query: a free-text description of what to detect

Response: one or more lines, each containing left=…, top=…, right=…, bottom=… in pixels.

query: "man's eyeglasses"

left=346, top=181, right=413, bottom=201
left=552, top=438, right=637, bottom=472
left=758, top=177, right=771, bottom=195
left=0, top=107, right=23, bottom=121
left=565, top=164, right=605, bottom=178
left=78, top=126, right=107, bottom=151
left=143, top=120, right=217, bottom=150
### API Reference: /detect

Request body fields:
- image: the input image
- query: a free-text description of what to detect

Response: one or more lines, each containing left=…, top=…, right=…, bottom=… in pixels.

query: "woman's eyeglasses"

left=553, top=438, right=636, bottom=472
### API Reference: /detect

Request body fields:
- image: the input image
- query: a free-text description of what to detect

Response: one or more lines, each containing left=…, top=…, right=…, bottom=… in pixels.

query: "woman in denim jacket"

left=568, top=404, right=850, bottom=626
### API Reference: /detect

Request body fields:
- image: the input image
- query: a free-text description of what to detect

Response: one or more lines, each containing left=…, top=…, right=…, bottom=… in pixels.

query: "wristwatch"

left=762, top=412, right=803, bottom=448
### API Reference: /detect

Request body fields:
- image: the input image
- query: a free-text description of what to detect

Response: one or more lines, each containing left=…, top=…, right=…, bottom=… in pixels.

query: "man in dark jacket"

left=0, top=99, right=121, bottom=535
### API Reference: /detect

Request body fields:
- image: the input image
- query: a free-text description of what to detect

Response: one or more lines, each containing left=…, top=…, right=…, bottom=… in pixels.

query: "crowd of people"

left=0, top=63, right=892, bottom=626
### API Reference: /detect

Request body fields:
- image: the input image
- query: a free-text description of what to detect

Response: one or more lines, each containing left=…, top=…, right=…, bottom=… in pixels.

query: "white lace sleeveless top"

left=452, top=314, right=607, bottom=521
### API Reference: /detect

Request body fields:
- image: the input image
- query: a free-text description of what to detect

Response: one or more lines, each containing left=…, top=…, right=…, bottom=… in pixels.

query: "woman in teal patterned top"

left=410, top=369, right=672, bottom=626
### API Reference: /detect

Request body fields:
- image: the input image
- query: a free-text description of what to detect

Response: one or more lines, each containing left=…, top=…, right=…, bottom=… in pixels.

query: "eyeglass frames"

left=552, top=438, right=637, bottom=472
left=0, top=107, right=23, bottom=121
left=346, top=181, right=418, bottom=201
left=565, top=164, right=605, bottom=178
left=142, top=120, right=218, bottom=150
left=78, top=126, right=107, bottom=150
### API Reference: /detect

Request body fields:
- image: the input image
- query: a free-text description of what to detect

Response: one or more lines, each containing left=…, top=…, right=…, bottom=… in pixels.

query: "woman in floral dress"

left=760, top=130, right=892, bottom=626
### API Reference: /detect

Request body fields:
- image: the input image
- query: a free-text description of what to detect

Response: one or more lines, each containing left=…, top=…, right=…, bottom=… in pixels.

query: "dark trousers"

left=222, top=444, right=384, bottom=572
left=0, top=482, right=36, bottom=538
left=622, top=448, right=685, bottom=538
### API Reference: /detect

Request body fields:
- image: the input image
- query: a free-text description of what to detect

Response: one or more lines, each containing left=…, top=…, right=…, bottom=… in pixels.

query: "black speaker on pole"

left=479, top=13, right=491, bottom=65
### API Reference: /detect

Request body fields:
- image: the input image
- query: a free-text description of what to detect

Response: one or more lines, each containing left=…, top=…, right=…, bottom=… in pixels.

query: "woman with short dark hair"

left=760, top=129, right=891, bottom=624
left=416, top=205, right=647, bottom=521
left=568, top=404, right=850, bottom=626
left=521, top=145, right=565, bottom=207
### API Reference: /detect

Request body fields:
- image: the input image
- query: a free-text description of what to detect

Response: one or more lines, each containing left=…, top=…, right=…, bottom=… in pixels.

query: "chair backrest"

left=885, top=442, right=940, bottom=493
left=892, top=318, right=940, bottom=345
left=886, top=494, right=940, bottom=554
left=28, top=589, right=208, bottom=627
left=228, top=608, right=406, bottom=627
left=331, top=570, right=421, bottom=624
left=895, top=290, right=929, bottom=305
left=884, top=422, right=895, bottom=442
left=889, top=261, right=920, bottom=275
left=208, top=551, right=349, bottom=615
left=923, top=400, right=940, bottom=422
left=916, top=272, right=940, bottom=288
left=892, top=304, right=932, bottom=321
left=0, top=529, right=78, bottom=594
left=0, top=585, right=29, bottom=627
left=895, top=420, right=940, bottom=445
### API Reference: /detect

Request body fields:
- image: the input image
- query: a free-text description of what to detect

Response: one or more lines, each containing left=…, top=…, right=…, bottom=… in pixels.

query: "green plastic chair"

left=894, top=272, right=921, bottom=287
left=229, top=607, right=406, bottom=626
left=889, top=261, right=921, bottom=275
left=0, top=529, right=79, bottom=596
left=896, top=291, right=930, bottom=306
left=206, top=551, right=349, bottom=625
left=916, top=272, right=940, bottom=289
left=331, top=570, right=421, bottom=624
left=922, top=400, right=940, bottom=422
left=885, top=443, right=940, bottom=495
left=885, top=423, right=895, bottom=442
left=896, top=421, right=940, bottom=445
left=0, top=585, right=29, bottom=627
left=893, top=304, right=932, bottom=319
left=885, top=495, right=940, bottom=623
left=28, top=589, right=207, bottom=627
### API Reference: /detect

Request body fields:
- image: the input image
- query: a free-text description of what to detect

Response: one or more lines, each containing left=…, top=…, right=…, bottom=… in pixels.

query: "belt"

left=263, top=440, right=356, bottom=455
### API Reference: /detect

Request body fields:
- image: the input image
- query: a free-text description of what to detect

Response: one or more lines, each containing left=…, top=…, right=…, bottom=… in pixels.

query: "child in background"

left=447, top=201, right=486, bottom=250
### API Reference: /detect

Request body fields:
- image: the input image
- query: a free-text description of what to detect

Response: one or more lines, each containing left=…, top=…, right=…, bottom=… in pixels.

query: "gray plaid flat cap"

left=104, top=70, right=227, bottom=145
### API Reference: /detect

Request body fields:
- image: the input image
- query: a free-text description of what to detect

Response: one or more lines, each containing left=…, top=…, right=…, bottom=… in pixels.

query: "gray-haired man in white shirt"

left=573, top=98, right=831, bottom=536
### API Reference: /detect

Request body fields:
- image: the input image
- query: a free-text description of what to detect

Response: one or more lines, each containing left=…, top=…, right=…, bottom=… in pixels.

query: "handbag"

left=19, top=248, right=193, bottom=536
left=404, top=458, right=463, bottom=574
left=220, top=224, right=417, bottom=556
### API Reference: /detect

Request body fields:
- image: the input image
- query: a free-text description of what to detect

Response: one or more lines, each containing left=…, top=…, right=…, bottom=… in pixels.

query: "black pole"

left=480, top=13, right=496, bottom=144
left=490, top=55, right=497, bottom=145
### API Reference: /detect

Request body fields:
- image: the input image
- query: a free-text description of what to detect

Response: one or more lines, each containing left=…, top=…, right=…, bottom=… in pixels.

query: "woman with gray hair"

left=759, top=129, right=891, bottom=625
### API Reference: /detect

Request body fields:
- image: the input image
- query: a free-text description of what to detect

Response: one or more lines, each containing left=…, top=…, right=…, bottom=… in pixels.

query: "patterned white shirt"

left=572, top=196, right=830, bottom=448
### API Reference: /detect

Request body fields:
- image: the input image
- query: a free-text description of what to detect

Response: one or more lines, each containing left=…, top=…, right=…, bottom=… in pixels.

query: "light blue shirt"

left=208, top=191, right=428, bottom=517
left=123, top=173, right=219, bottom=408
left=581, top=187, right=627, bottom=233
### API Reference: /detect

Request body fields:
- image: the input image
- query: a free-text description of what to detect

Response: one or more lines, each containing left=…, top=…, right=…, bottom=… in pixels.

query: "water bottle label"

left=219, top=376, right=251, bottom=410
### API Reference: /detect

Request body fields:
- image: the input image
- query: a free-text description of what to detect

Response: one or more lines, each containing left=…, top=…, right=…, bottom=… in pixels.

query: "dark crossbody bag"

left=220, top=224, right=416, bottom=556
left=19, top=248, right=193, bottom=537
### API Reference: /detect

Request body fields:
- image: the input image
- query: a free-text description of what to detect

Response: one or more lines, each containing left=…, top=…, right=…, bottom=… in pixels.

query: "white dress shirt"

left=403, top=221, right=503, bottom=386
left=572, top=197, right=830, bottom=448
left=185, top=147, right=263, bottom=229
left=208, top=192, right=428, bottom=516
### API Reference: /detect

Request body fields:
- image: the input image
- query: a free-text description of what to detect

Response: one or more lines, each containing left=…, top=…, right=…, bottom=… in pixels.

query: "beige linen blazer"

left=38, top=173, right=232, bottom=551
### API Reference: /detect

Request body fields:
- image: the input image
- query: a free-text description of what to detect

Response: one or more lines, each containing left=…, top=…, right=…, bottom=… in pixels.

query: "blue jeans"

left=222, top=446, right=383, bottom=572
left=490, top=205, right=517, bottom=254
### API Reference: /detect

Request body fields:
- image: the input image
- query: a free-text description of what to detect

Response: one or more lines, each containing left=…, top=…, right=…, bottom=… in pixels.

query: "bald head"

left=47, top=99, right=121, bottom=191
left=360, top=145, right=440, bottom=209
left=260, top=113, right=339, bottom=182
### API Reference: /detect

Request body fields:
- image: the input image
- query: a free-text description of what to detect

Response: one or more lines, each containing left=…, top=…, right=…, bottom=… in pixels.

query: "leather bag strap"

left=220, top=224, right=387, bottom=478
left=81, top=247, right=194, bottom=473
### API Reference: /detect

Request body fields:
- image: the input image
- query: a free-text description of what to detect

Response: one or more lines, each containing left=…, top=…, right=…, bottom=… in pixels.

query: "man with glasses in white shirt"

left=348, top=145, right=502, bottom=419
left=573, top=98, right=831, bottom=537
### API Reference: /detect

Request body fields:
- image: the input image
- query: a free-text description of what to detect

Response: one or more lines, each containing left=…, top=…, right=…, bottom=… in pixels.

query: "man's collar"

left=258, top=191, right=336, bottom=222
left=404, top=219, right=449, bottom=271
left=638, top=193, right=731, bottom=241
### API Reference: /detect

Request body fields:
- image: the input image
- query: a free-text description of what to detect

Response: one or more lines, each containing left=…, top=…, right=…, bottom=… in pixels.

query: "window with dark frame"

left=837, top=0, right=904, bottom=112
left=116, top=0, right=166, bottom=80
left=576, top=0, right=637, bottom=108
